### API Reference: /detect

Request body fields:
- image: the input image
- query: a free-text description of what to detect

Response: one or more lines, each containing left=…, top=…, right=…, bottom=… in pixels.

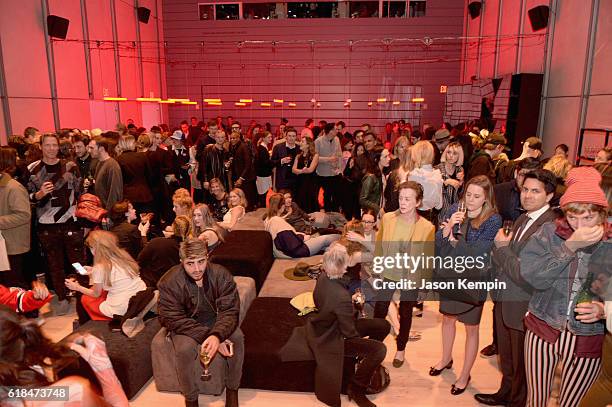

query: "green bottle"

left=574, top=272, right=594, bottom=318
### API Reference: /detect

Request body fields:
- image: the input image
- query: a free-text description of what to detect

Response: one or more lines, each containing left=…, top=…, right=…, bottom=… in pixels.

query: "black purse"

left=365, top=364, right=391, bottom=394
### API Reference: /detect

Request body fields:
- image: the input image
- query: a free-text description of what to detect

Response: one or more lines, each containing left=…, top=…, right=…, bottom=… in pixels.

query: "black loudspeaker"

left=468, top=2, right=482, bottom=19
left=528, top=5, right=549, bottom=31
left=505, top=74, right=544, bottom=156
left=137, top=7, right=151, bottom=23
left=47, top=15, right=69, bottom=39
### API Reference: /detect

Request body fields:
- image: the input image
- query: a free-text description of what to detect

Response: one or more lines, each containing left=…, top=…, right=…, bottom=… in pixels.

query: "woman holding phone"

left=65, top=230, right=146, bottom=321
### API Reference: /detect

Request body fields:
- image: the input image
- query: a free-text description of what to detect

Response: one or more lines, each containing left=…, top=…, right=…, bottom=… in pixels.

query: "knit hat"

left=559, top=167, right=608, bottom=208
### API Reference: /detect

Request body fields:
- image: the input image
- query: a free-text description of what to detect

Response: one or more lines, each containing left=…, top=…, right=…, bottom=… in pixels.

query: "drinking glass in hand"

left=503, top=220, right=513, bottom=237
left=65, top=274, right=79, bottom=298
left=200, top=349, right=212, bottom=381
left=454, top=202, right=467, bottom=236
left=353, top=288, right=367, bottom=319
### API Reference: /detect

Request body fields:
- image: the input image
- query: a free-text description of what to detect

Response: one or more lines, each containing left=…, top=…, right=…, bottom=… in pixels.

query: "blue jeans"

left=305, top=234, right=340, bottom=256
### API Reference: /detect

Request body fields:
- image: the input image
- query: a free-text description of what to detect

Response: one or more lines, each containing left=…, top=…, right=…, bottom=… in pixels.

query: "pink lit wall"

left=462, top=0, right=612, bottom=161
left=162, top=0, right=465, bottom=134
left=0, top=0, right=167, bottom=144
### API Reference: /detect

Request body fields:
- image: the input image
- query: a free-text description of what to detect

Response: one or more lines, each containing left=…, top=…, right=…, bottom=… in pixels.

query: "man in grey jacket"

left=475, top=169, right=558, bottom=407
left=158, top=238, right=243, bottom=407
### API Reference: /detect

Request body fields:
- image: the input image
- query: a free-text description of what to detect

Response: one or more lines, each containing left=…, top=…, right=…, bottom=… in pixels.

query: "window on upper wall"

left=408, top=1, right=426, bottom=17
left=382, top=1, right=406, bottom=17
left=199, top=3, right=241, bottom=20
left=349, top=1, right=379, bottom=18
left=287, top=2, right=337, bottom=18
left=243, top=3, right=281, bottom=19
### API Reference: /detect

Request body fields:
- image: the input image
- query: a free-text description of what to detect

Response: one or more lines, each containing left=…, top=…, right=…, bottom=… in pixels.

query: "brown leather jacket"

left=157, top=262, right=239, bottom=344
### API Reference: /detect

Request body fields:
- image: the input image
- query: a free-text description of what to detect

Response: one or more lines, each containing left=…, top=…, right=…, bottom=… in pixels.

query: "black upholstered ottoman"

left=59, top=317, right=161, bottom=400
left=210, top=230, right=274, bottom=292
left=240, top=297, right=355, bottom=392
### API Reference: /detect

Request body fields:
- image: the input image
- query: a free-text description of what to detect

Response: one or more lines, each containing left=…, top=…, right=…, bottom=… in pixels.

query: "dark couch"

left=240, top=297, right=355, bottom=392
left=59, top=317, right=161, bottom=400
left=210, top=230, right=274, bottom=292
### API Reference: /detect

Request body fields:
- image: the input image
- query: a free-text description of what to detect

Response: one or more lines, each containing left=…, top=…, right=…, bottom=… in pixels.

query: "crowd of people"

left=0, top=116, right=610, bottom=407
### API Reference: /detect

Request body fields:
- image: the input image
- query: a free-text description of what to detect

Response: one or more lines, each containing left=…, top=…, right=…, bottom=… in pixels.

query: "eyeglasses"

left=363, top=220, right=376, bottom=224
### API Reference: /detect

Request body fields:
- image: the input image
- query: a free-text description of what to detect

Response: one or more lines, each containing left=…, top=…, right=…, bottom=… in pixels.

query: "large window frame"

left=198, top=0, right=426, bottom=20
left=199, top=3, right=243, bottom=20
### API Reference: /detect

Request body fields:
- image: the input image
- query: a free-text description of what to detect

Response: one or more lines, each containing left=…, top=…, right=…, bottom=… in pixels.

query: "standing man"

left=158, top=238, right=243, bottom=407
left=467, top=133, right=507, bottom=182
left=474, top=169, right=558, bottom=407
left=228, top=131, right=257, bottom=210
left=87, top=137, right=123, bottom=211
left=270, top=127, right=299, bottom=193
left=27, top=134, right=85, bottom=315
left=72, top=134, right=97, bottom=187
left=314, top=123, right=343, bottom=212
left=167, top=130, right=192, bottom=193
left=200, top=129, right=229, bottom=193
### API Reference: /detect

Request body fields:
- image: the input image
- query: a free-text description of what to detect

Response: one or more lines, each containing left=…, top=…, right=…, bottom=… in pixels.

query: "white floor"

left=41, top=300, right=506, bottom=406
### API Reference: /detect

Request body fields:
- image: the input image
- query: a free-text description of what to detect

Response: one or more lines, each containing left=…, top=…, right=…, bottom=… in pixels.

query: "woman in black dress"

left=292, top=136, right=319, bottom=213
left=206, top=177, right=229, bottom=222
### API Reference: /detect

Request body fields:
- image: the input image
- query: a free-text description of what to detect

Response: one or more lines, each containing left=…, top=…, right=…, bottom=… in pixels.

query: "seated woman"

left=192, top=203, right=226, bottom=252
left=137, top=216, right=191, bottom=288
left=109, top=200, right=144, bottom=260
left=217, top=188, right=246, bottom=232
left=65, top=230, right=147, bottom=322
left=0, top=307, right=129, bottom=406
left=207, top=177, right=230, bottom=222
left=264, top=193, right=339, bottom=259
left=281, top=243, right=390, bottom=407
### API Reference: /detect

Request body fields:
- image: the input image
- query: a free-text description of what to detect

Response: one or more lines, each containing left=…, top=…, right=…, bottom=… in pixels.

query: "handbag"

left=75, top=193, right=108, bottom=224
left=365, top=364, right=391, bottom=395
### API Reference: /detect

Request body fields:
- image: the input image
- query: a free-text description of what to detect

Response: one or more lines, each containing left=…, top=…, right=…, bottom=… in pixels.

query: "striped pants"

left=525, top=329, right=602, bottom=407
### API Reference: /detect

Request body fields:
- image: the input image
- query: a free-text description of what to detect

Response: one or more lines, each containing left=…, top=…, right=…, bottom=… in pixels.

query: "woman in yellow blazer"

left=373, top=181, right=435, bottom=368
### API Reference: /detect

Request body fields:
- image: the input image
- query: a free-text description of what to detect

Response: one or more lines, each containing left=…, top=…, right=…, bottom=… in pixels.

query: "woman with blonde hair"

left=65, top=230, right=146, bottom=321
left=408, top=140, right=443, bottom=219
left=436, top=142, right=465, bottom=223
left=192, top=203, right=226, bottom=251
left=218, top=188, right=246, bottom=231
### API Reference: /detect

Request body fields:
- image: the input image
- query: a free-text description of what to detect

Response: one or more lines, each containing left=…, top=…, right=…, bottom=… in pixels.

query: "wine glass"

left=503, top=220, right=513, bottom=237
left=65, top=274, right=79, bottom=298
left=454, top=202, right=467, bottom=236
left=199, top=349, right=212, bottom=381
left=353, top=288, right=367, bottom=319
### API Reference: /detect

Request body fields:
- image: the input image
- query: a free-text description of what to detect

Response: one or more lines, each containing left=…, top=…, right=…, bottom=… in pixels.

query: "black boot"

left=225, top=388, right=239, bottom=407
left=347, top=383, right=376, bottom=407
left=184, top=398, right=198, bottom=407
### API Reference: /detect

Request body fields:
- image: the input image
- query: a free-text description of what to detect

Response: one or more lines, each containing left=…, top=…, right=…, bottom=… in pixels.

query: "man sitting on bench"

left=158, top=238, right=244, bottom=407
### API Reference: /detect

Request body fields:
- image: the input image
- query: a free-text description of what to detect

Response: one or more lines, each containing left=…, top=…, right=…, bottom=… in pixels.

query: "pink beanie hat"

left=559, top=166, right=608, bottom=208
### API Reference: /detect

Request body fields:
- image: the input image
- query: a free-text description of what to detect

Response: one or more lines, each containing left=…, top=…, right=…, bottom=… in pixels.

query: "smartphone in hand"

left=71, top=262, right=88, bottom=275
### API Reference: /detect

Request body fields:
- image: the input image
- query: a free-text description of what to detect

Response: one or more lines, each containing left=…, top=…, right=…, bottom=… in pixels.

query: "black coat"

left=158, top=262, right=240, bottom=344
left=494, top=180, right=522, bottom=222
left=117, top=151, right=153, bottom=203
left=229, top=140, right=256, bottom=182
left=280, top=274, right=359, bottom=406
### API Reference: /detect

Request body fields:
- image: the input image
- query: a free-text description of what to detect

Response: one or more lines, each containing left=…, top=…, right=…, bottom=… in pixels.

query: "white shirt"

left=516, top=204, right=550, bottom=242
left=408, top=165, right=443, bottom=211
left=91, top=264, right=146, bottom=318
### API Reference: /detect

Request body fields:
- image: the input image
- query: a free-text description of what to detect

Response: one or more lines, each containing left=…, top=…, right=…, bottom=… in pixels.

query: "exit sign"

left=440, top=85, right=448, bottom=93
